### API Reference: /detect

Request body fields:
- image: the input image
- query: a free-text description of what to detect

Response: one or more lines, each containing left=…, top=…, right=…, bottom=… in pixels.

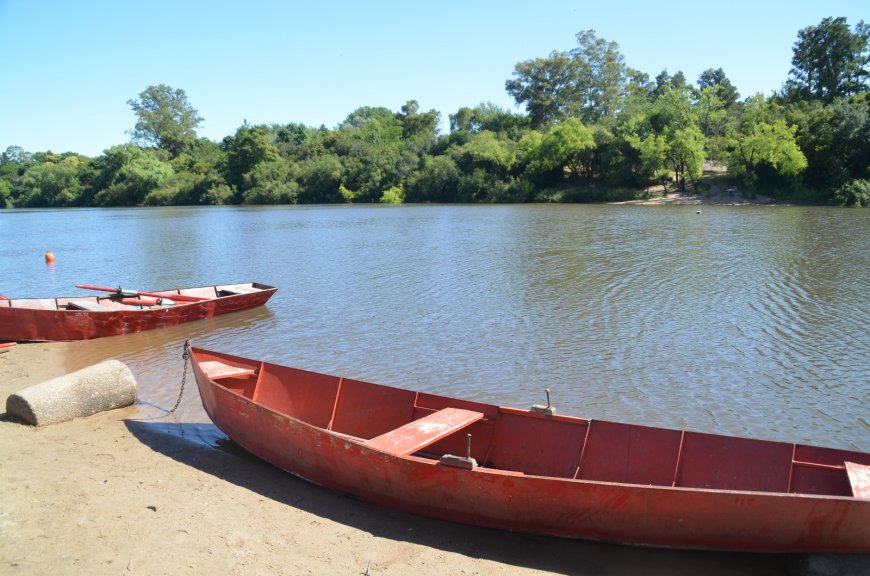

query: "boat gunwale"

left=190, top=347, right=868, bottom=504
left=1, top=282, right=278, bottom=313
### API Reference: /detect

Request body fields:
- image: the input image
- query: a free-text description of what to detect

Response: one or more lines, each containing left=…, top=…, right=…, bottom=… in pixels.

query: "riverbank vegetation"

left=1, top=17, right=867, bottom=208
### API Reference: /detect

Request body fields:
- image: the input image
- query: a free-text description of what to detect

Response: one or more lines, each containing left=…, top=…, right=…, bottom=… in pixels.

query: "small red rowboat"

left=0, top=283, right=276, bottom=341
left=189, top=346, right=870, bottom=553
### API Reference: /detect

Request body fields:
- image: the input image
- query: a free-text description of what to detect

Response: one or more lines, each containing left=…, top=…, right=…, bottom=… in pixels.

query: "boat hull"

left=0, top=283, right=276, bottom=341
left=190, top=348, right=870, bottom=552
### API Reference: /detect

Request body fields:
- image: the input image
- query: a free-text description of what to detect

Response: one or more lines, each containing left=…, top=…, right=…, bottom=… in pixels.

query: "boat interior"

left=195, top=348, right=870, bottom=499
left=0, top=283, right=267, bottom=311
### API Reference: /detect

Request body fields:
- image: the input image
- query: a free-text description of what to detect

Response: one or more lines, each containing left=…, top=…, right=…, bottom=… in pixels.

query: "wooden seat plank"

left=199, top=360, right=257, bottom=380
left=845, top=461, right=870, bottom=499
left=67, top=300, right=106, bottom=312
left=365, top=407, right=484, bottom=456
left=11, top=299, right=57, bottom=310
left=219, top=284, right=259, bottom=295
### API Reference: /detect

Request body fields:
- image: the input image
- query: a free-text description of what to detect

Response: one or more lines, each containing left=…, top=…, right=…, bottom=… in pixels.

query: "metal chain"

left=169, top=340, right=191, bottom=414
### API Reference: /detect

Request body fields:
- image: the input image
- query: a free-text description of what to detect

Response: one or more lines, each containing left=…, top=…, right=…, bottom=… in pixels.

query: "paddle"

left=76, top=284, right=208, bottom=302
left=122, top=297, right=175, bottom=307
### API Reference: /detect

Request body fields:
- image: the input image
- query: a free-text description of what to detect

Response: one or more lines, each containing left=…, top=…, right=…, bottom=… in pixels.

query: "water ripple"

left=2, top=205, right=868, bottom=451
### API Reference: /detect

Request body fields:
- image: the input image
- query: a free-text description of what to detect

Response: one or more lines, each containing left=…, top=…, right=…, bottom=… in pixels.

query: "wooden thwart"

left=365, top=407, right=484, bottom=456
left=220, top=285, right=259, bottom=295
left=199, top=360, right=257, bottom=380
left=67, top=300, right=106, bottom=312
left=845, top=461, right=870, bottom=499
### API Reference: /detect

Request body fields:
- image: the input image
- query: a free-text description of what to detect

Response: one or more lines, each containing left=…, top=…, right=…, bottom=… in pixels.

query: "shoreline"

left=611, top=177, right=788, bottom=206
left=0, top=343, right=804, bottom=575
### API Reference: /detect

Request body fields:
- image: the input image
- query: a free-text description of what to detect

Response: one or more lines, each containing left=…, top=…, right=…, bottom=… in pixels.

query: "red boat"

left=189, top=346, right=870, bottom=553
left=0, top=283, right=276, bottom=341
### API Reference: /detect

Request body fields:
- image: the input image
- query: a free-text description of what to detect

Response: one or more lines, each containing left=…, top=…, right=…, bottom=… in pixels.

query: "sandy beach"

left=0, top=341, right=851, bottom=576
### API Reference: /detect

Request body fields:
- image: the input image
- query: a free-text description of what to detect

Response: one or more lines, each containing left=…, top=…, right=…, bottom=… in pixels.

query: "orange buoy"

left=44, top=250, right=55, bottom=263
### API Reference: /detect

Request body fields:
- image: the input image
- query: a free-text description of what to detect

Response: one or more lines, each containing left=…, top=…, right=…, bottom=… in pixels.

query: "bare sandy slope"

left=612, top=187, right=783, bottom=206
left=0, top=343, right=804, bottom=575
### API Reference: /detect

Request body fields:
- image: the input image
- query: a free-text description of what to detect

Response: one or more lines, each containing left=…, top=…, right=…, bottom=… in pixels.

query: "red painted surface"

left=0, top=283, right=276, bottom=341
left=190, top=347, right=870, bottom=552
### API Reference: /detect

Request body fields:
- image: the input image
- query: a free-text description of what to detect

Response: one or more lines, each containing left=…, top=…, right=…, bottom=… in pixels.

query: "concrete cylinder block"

left=6, top=359, right=137, bottom=426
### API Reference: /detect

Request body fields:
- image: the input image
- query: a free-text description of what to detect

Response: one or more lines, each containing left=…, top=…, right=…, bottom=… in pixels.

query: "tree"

left=786, top=17, right=869, bottom=103
left=92, top=144, right=174, bottom=206
left=449, top=103, right=529, bottom=136
left=296, top=153, right=344, bottom=203
left=241, top=160, right=298, bottom=204
left=630, top=87, right=705, bottom=191
left=506, top=50, right=582, bottom=127
left=569, top=30, right=628, bottom=122
left=405, top=155, right=460, bottom=202
left=730, top=120, right=807, bottom=190
left=649, top=87, right=697, bottom=134
left=694, top=87, right=727, bottom=138
left=17, top=155, right=86, bottom=207
left=450, top=130, right=515, bottom=175
left=791, top=95, right=870, bottom=191
left=1, top=145, right=32, bottom=165
left=697, top=68, right=740, bottom=107
left=222, top=124, right=281, bottom=195
left=128, top=85, right=204, bottom=157
left=399, top=99, right=440, bottom=141
left=505, top=30, right=628, bottom=127
left=336, top=107, right=409, bottom=202
left=665, top=126, right=706, bottom=191
left=524, top=118, right=595, bottom=178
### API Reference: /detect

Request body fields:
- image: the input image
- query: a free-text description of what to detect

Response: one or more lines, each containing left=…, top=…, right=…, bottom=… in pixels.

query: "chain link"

left=169, top=340, right=191, bottom=414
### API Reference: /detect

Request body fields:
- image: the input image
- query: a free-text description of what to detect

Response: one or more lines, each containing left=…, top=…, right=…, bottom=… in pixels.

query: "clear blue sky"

left=1, top=0, right=866, bottom=157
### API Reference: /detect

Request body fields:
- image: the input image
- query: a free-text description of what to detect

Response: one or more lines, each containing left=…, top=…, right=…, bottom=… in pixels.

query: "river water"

left=2, top=204, right=869, bottom=574
left=1, top=204, right=868, bottom=452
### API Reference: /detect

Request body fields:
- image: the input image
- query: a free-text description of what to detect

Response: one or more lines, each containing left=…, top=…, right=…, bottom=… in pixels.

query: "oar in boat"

left=122, top=297, right=175, bottom=306
left=75, top=284, right=208, bottom=302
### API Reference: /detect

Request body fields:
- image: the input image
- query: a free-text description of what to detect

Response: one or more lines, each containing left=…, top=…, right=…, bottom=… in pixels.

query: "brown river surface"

left=1, top=203, right=868, bottom=573
left=2, top=204, right=867, bottom=450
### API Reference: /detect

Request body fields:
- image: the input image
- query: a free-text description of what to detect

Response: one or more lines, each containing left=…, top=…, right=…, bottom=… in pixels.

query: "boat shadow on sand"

left=123, top=420, right=865, bottom=576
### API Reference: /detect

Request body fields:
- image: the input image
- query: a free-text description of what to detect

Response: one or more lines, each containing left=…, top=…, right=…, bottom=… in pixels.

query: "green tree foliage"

left=786, top=17, right=869, bottom=103
left=569, top=30, right=628, bottom=123
left=633, top=87, right=706, bottom=191
left=92, top=144, right=174, bottom=206
left=449, top=103, right=528, bottom=137
left=405, top=155, right=460, bottom=202
left=506, top=30, right=627, bottom=127
left=450, top=130, right=515, bottom=175
left=523, top=118, right=594, bottom=178
left=296, top=154, right=344, bottom=203
left=730, top=120, right=807, bottom=190
left=128, top=85, right=203, bottom=157
left=399, top=100, right=440, bottom=142
left=17, top=155, right=86, bottom=207
left=242, top=160, right=299, bottom=204
left=790, top=95, right=870, bottom=191
left=4, top=20, right=869, bottom=209
left=665, top=127, right=706, bottom=191
left=222, top=124, right=281, bottom=197
left=833, top=179, right=870, bottom=206
left=697, top=68, right=740, bottom=108
left=505, top=50, right=581, bottom=127
left=379, top=185, right=405, bottom=204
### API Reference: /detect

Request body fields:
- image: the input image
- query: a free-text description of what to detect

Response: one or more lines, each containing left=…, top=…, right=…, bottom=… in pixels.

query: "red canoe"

left=0, top=283, right=276, bottom=341
left=189, top=346, right=870, bottom=553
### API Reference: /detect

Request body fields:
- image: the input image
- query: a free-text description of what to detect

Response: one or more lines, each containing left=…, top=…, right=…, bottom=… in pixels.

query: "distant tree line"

left=1, top=17, right=867, bottom=208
